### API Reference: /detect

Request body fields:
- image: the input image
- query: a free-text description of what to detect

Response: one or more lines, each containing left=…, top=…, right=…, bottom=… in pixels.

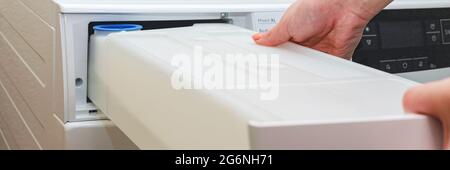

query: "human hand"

left=403, top=78, right=450, bottom=149
left=253, top=0, right=392, bottom=59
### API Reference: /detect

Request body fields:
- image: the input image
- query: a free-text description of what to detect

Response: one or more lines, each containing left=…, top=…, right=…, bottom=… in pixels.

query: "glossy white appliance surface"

left=54, top=0, right=450, bottom=14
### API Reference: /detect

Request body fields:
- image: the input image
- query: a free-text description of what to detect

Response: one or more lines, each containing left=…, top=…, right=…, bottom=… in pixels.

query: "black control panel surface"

left=353, top=8, right=450, bottom=73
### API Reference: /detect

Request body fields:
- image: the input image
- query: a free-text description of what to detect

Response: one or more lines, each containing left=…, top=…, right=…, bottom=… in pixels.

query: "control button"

left=379, top=60, right=397, bottom=73
left=397, top=59, right=414, bottom=72
left=440, top=19, right=450, bottom=44
left=414, top=59, right=429, bottom=70
left=430, top=63, right=438, bottom=69
left=425, top=20, right=441, bottom=32
left=426, top=33, right=441, bottom=45
left=360, top=37, right=378, bottom=50
left=400, top=62, right=409, bottom=71
left=363, top=23, right=378, bottom=35
left=382, top=63, right=395, bottom=72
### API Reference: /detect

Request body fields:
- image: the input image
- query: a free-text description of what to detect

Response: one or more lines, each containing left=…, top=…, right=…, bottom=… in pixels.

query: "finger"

left=403, top=79, right=450, bottom=117
left=253, top=22, right=291, bottom=46
left=403, top=79, right=450, bottom=149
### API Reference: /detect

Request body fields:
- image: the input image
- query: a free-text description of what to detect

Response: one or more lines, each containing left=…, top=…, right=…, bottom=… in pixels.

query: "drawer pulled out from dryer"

left=88, top=24, right=442, bottom=149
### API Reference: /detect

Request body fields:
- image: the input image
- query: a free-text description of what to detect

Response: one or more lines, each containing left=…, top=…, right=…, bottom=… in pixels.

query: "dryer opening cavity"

left=88, top=19, right=229, bottom=36
left=84, top=19, right=230, bottom=113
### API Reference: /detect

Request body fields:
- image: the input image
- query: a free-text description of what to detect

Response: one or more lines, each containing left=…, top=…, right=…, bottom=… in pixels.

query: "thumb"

left=403, top=79, right=450, bottom=149
left=252, top=22, right=291, bottom=46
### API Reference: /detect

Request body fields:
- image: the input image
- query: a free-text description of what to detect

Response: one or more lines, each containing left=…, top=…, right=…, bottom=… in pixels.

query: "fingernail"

left=253, top=33, right=262, bottom=40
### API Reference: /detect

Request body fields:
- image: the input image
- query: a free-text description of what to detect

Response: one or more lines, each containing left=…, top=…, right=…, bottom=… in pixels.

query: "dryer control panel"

left=353, top=8, right=450, bottom=73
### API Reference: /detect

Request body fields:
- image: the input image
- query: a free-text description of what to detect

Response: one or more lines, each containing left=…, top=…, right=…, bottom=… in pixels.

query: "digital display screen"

left=379, top=21, right=424, bottom=49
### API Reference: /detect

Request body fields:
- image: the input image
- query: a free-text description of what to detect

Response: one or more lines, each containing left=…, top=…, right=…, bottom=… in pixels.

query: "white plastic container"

left=88, top=24, right=441, bottom=149
left=88, top=24, right=143, bottom=113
